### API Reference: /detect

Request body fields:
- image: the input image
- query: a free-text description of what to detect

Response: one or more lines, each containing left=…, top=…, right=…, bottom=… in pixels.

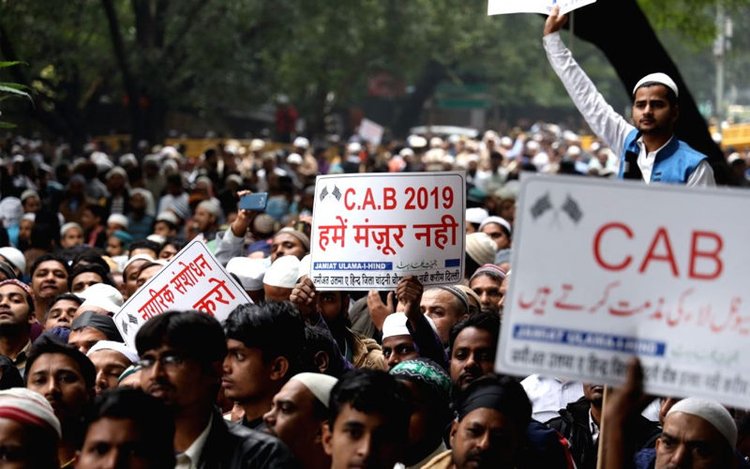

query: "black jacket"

left=547, top=397, right=660, bottom=469
left=197, top=409, right=300, bottom=469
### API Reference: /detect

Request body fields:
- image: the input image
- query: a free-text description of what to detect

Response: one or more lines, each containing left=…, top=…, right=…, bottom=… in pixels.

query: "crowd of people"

left=0, top=7, right=749, bottom=469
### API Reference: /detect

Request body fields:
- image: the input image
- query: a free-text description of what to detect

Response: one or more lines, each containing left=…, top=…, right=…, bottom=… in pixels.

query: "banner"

left=496, top=174, right=750, bottom=409
left=310, top=172, right=465, bottom=290
left=358, top=118, right=384, bottom=146
left=114, top=240, right=251, bottom=347
left=488, top=0, right=596, bottom=16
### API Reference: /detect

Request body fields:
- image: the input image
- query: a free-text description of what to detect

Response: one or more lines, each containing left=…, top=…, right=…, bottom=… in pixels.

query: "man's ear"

left=322, top=421, right=334, bottom=455
left=270, top=356, right=290, bottom=381
left=313, top=351, right=329, bottom=375
left=314, top=421, right=325, bottom=443
left=449, top=419, right=459, bottom=448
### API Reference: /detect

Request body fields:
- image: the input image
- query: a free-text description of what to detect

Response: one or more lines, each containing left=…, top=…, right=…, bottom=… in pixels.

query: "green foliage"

left=0, top=61, right=32, bottom=128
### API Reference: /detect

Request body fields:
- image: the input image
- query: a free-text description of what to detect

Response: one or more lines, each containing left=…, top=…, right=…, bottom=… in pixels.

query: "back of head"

left=329, top=369, right=411, bottom=439
left=84, top=387, right=175, bottom=467
left=224, top=302, right=305, bottom=375
left=304, top=325, right=346, bottom=378
left=135, top=311, right=227, bottom=364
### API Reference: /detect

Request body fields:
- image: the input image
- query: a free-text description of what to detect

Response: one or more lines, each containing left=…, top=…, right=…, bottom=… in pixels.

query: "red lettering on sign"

left=344, top=188, right=356, bottom=210
left=593, top=222, right=633, bottom=271
left=638, top=227, right=679, bottom=277
left=361, top=188, right=377, bottom=210
left=383, top=187, right=397, bottom=210
left=689, top=231, right=723, bottom=280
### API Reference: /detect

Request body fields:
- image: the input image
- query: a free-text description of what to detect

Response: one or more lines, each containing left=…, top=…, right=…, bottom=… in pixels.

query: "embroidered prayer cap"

left=382, top=313, right=410, bottom=340
left=0, top=279, right=33, bottom=304
left=390, top=358, right=451, bottom=399
left=86, top=340, right=138, bottom=363
left=465, top=232, right=497, bottom=266
left=454, top=285, right=482, bottom=315
left=466, top=207, right=489, bottom=225
left=470, top=264, right=507, bottom=283
left=290, top=373, right=338, bottom=409
left=633, top=72, right=678, bottom=98
left=78, top=283, right=124, bottom=314
left=107, top=213, right=129, bottom=230
left=0, top=388, right=61, bottom=438
left=226, top=257, right=267, bottom=291
left=0, top=247, right=26, bottom=274
left=478, top=216, right=512, bottom=236
left=263, top=255, right=300, bottom=288
left=276, top=227, right=310, bottom=251
left=667, top=397, right=737, bottom=448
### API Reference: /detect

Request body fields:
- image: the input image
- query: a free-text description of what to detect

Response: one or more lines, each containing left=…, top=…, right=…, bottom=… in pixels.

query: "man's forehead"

left=278, top=379, right=315, bottom=405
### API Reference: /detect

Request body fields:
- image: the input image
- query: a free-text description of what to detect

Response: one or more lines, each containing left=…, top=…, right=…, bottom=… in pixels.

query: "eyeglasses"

left=136, top=352, right=185, bottom=370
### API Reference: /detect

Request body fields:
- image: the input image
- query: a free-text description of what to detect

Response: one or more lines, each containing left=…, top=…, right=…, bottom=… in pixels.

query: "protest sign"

left=114, top=240, right=251, bottom=347
left=488, top=0, right=596, bottom=16
left=309, top=172, right=465, bottom=290
left=496, top=174, right=750, bottom=409
left=358, top=118, right=384, bottom=146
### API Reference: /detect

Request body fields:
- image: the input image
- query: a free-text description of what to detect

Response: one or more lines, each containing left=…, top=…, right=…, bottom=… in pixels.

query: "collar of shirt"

left=636, top=136, right=674, bottom=182
left=588, top=408, right=600, bottom=444
left=175, top=417, right=213, bottom=469
left=13, top=340, right=32, bottom=370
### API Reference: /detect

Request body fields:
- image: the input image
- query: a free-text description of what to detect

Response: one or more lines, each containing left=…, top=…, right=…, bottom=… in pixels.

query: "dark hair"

left=159, top=237, right=186, bottom=255
left=453, top=374, right=531, bottom=430
left=304, top=325, right=346, bottom=378
left=71, top=249, right=111, bottom=273
left=224, top=302, right=305, bottom=376
left=83, top=203, right=107, bottom=222
left=449, top=312, right=500, bottom=353
left=46, top=293, right=84, bottom=321
left=30, top=253, right=70, bottom=278
left=83, top=388, right=175, bottom=467
left=135, top=311, right=227, bottom=365
left=129, top=239, right=162, bottom=257
left=69, top=263, right=114, bottom=290
left=25, top=335, right=96, bottom=391
left=328, top=369, right=411, bottom=441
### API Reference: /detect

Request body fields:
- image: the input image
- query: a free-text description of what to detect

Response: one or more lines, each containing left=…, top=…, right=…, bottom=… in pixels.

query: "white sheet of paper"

left=488, top=0, right=597, bottom=16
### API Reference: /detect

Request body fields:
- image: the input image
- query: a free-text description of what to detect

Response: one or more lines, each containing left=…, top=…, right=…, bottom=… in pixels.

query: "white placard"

left=496, top=174, right=750, bottom=409
left=358, top=118, right=384, bottom=146
left=310, top=172, right=465, bottom=290
left=488, top=0, right=596, bottom=16
left=114, top=240, right=251, bottom=347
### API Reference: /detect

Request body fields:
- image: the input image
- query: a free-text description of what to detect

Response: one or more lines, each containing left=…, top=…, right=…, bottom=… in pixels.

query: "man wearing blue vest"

left=543, top=6, right=715, bottom=186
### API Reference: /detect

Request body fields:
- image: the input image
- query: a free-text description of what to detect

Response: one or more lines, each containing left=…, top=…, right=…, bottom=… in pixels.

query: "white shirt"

left=543, top=32, right=715, bottom=187
left=521, top=374, right=583, bottom=423
left=175, top=418, right=213, bottom=469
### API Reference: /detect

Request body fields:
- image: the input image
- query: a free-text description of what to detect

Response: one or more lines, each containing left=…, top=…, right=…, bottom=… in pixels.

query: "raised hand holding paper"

left=488, top=0, right=596, bottom=16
